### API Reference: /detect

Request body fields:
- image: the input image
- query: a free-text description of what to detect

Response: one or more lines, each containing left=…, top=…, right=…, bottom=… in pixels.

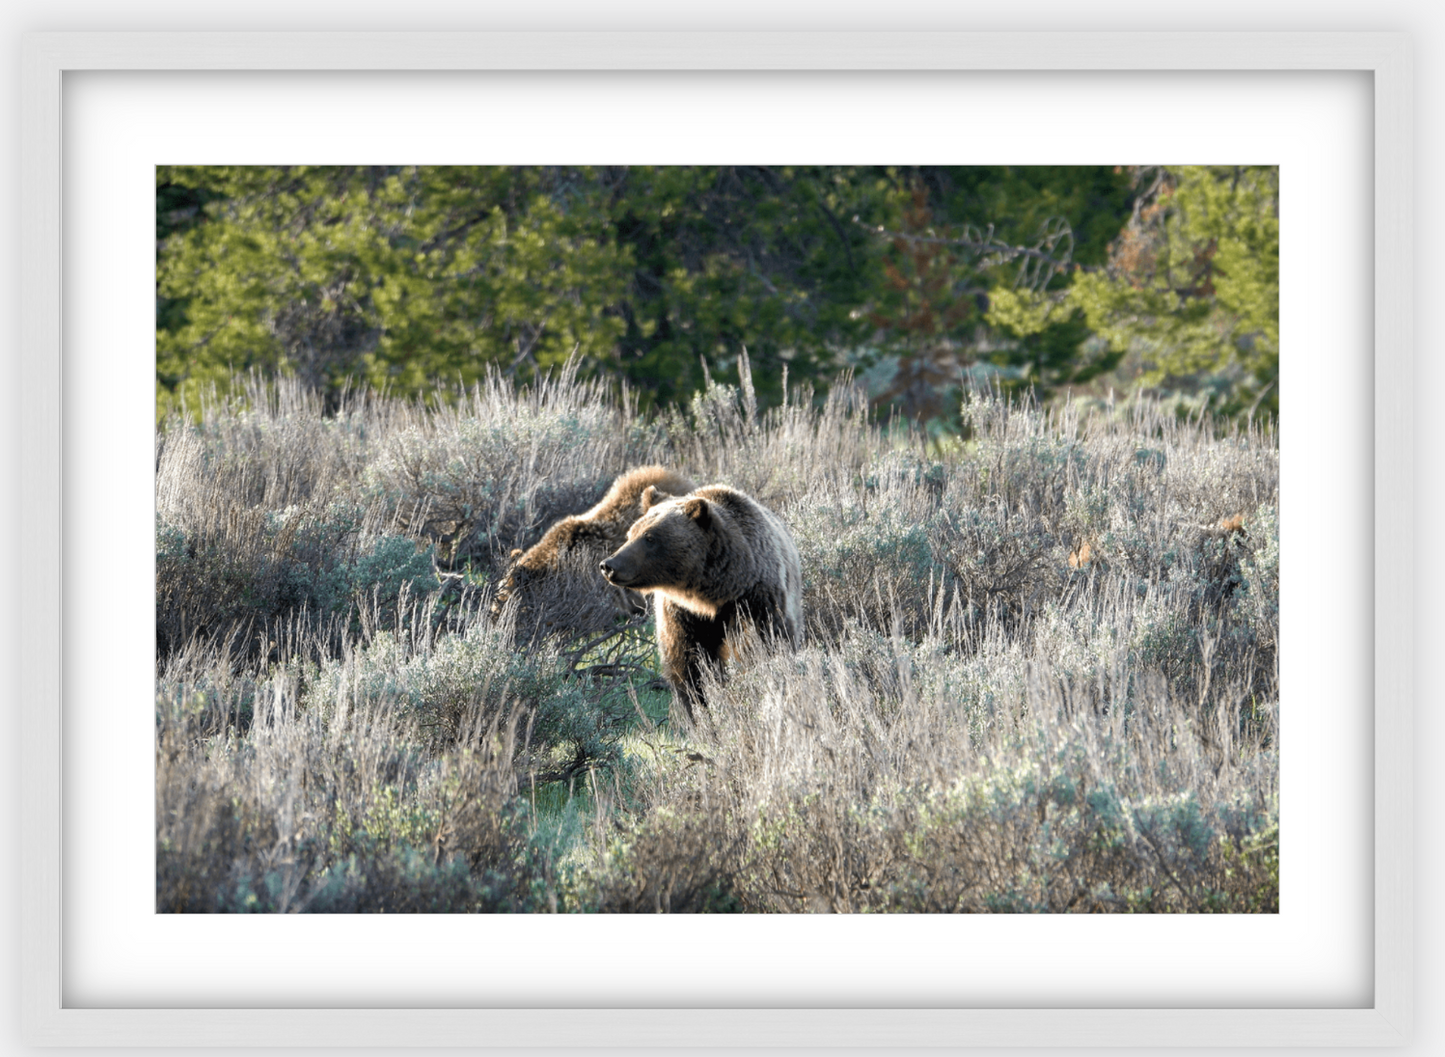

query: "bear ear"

left=642, top=485, right=672, bottom=512
left=683, top=496, right=711, bottom=529
left=509, top=548, right=524, bottom=559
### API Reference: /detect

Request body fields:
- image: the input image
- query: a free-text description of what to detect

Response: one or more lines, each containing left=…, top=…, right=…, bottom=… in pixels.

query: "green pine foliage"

left=159, top=165, right=1189, bottom=425
left=989, top=166, right=1279, bottom=419
left=156, top=166, right=630, bottom=417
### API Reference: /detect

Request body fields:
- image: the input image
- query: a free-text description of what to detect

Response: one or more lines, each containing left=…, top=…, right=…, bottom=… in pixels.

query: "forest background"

left=156, top=164, right=1279, bottom=427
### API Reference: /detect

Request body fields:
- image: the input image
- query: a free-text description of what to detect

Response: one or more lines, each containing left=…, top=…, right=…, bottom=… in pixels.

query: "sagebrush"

left=157, top=364, right=1278, bottom=912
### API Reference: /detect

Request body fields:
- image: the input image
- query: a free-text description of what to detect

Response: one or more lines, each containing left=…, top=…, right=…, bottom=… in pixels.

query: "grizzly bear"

left=494, top=466, right=695, bottom=629
left=599, top=484, right=802, bottom=718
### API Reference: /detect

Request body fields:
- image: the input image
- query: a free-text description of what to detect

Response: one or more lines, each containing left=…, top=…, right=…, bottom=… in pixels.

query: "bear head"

left=600, top=492, right=712, bottom=596
left=495, top=518, right=646, bottom=621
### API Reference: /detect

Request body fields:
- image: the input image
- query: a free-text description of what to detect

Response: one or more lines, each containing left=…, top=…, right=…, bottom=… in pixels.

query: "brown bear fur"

left=494, top=466, right=695, bottom=627
left=600, top=484, right=802, bottom=718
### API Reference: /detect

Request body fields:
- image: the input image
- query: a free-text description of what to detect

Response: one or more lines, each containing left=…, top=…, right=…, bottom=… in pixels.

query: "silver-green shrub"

left=156, top=363, right=1278, bottom=914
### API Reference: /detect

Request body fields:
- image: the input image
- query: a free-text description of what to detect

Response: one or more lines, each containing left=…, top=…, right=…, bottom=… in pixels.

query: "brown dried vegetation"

left=157, top=362, right=1277, bottom=913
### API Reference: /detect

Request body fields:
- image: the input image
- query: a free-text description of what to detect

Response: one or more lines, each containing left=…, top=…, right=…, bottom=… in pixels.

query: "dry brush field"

left=156, top=363, right=1279, bottom=913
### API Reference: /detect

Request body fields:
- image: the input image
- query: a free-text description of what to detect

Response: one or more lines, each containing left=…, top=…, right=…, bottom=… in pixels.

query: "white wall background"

left=2, top=2, right=1439, bottom=1056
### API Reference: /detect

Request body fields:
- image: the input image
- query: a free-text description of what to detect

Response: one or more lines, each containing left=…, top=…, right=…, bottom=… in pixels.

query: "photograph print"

left=154, top=165, right=1279, bottom=914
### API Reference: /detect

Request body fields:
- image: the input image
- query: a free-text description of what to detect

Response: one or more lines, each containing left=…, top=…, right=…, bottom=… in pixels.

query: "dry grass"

left=156, top=363, right=1278, bottom=913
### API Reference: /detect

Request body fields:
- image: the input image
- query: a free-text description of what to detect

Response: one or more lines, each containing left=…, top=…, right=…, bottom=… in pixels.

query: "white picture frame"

left=20, top=31, right=1412, bottom=1048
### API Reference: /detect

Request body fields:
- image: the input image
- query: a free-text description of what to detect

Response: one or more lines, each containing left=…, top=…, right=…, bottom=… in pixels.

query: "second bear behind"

left=494, top=466, right=695, bottom=626
left=600, top=484, right=803, bottom=719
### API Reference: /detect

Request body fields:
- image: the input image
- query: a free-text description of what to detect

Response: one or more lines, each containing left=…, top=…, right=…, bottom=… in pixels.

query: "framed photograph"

left=21, top=31, right=1411, bottom=1048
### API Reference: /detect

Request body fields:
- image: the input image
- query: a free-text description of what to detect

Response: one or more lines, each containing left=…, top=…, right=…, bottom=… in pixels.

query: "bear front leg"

left=736, top=586, right=800, bottom=649
left=657, top=599, right=727, bottom=721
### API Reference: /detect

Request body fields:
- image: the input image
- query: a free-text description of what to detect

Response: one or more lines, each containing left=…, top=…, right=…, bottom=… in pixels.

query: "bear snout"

left=599, top=554, right=634, bottom=587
